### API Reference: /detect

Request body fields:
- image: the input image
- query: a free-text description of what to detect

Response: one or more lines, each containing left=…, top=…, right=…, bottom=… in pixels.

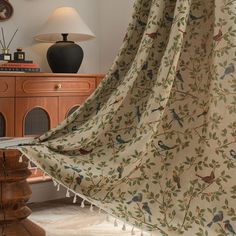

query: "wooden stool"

left=0, top=150, right=45, bottom=236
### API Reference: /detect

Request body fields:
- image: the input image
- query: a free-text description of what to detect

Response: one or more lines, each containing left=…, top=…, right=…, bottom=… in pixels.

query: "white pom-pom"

left=57, top=184, right=60, bottom=191
left=19, top=154, right=23, bottom=163
left=34, top=168, right=38, bottom=175
left=122, top=223, right=126, bottom=231
left=90, top=204, right=94, bottom=212
left=131, top=227, right=135, bottom=235
left=42, top=172, right=46, bottom=180
left=81, top=199, right=85, bottom=208
left=28, top=161, right=32, bottom=169
left=73, top=194, right=77, bottom=203
left=114, top=219, right=118, bottom=227
left=66, top=189, right=70, bottom=198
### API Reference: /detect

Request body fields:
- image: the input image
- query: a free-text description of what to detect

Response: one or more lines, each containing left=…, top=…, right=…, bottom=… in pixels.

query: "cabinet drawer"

left=0, top=77, right=15, bottom=97
left=16, top=76, right=96, bottom=97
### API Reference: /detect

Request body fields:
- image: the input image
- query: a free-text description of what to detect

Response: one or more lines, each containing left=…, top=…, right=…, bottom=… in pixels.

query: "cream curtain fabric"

left=5, top=0, right=236, bottom=235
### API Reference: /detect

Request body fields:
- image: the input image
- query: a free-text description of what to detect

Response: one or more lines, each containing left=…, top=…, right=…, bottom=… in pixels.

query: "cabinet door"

left=15, top=97, right=58, bottom=137
left=0, top=98, right=14, bottom=137
left=58, top=96, right=87, bottom=122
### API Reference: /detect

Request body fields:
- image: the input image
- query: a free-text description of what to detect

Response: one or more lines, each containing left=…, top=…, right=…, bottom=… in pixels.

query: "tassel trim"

left=28, top=161, right=32, bottom=169
left=66, top=189, right=70, bottom=197
left=131, top=227, right=135, bottom=235
left=122, top=223, right=126, bottom=231
left=81, top=199, right=85, bottom=208
left=14, top=146, right=153, bottom=236
left=57, top=184, right=60, bottom=191
left=114, top=219, right=118, bottom=227
left=73, top=194, right=77, bottom=203
left=34, top=168, right=38, bottom=175
left=53, top=180, right=58, bottom=187
left=19, top=154, right=24, bottom=163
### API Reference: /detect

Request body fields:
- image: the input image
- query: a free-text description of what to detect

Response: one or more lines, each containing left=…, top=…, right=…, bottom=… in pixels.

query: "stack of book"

left=0, top=60, right=40, bottom=72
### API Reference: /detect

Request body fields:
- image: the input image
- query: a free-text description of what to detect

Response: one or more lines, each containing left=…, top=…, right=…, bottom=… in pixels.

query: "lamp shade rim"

left=34, top=33, right=96, bottom=43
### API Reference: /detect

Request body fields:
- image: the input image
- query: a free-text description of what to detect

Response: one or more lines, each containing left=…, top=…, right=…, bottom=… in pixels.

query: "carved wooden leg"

left=0, top=150, right=45, bottom=236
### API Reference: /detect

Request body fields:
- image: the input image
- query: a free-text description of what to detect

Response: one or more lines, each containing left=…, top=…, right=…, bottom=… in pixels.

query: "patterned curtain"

left=10, top=0, right=236, bottom=235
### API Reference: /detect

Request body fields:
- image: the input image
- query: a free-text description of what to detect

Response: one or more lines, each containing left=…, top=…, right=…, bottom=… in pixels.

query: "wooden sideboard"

left=0, top=73, right=105, bottom=236
left=0, top=73, right=104, bottom=182
left=0, top=73, right=104, bottom=137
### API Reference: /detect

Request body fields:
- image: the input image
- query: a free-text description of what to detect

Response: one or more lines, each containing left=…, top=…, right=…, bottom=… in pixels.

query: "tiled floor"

left=29, top=198, right=151, bottom=236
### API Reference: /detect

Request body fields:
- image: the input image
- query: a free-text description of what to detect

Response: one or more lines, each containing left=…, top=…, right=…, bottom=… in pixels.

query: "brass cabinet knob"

left=55, top=84, right=62, bottom=90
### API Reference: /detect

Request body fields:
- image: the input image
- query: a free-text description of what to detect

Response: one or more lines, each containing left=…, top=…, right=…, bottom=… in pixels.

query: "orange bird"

left=196, top=171, right=215, bottom=184
left=213, top=29, right=223, bottom=42
left=110, top=96, right=124, bottom=106
left=146, top=32, right=159, bottom=39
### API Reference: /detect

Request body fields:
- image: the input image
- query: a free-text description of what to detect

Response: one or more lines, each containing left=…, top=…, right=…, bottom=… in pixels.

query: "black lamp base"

left=47, top=34, right=84, bottom=73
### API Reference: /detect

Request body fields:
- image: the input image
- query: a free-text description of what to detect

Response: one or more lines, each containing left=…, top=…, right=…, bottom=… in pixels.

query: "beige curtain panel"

left=2, top=0, right=236, bottom=235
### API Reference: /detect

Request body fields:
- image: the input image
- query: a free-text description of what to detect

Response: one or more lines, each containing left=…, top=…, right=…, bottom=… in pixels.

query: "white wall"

left=0, top=0, right=100, bottom=73
left=0, top=0, right=133, bottom=74
left=99, top=0, right=134, bottom=73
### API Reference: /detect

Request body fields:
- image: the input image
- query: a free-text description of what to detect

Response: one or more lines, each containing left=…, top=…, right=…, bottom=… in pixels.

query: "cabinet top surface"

left=0, top=72, right=105, bottom=77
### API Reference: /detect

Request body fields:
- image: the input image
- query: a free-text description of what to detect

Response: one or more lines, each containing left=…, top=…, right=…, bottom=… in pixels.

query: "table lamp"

left=34, top=7, right=95, bottom=73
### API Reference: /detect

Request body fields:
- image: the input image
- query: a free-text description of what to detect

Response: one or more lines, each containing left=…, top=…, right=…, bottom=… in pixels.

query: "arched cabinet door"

left=15, top=97, right=58, bottom=137
left=58, top=96, right=87, bottom=122
left=0, top=98, right=14, bottom=136
left=0, top=113, right=6, bottom=137
left=24, top=107, right=50, bottom=136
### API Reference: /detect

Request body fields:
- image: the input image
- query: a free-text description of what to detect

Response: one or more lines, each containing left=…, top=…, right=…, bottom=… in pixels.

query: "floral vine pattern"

left=16, top=0, right=236, bottom=235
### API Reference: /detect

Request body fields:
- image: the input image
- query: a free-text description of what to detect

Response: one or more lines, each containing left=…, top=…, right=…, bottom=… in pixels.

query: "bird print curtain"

left=2, top=0, right=236, bottom=235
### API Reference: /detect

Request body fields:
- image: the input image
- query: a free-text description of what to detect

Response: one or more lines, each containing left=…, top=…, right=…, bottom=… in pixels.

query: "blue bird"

left=113, top=69, right=120, bottom=80
left=142, top=202, right=152, bottom=222
left=64, top=165, right=82, bottom=174
left=189, top=13, right=204, bottom=21
left=96, top=102, right=101, bottom=114
left=142, top=62, right=148, bottom=70
left=170, top=109, right=183, bottom=127
left=230, top=149, right=236, bottom=159
left=136, top=19, right=146, bottom=27
left=165, top=12, right=174, bottom=22
left=117, top=163, right=124, bottom=179
left=158, top=140, right=177, bottom=151
left=176, top=70, right=184, bottom=82
left=207, top=211, right=223, bottom=227
left=135, top=106, right=141, bottom=122
left=127, top=193, right=143, bottom=204
left=147, top=70, right=153, bottom=80
left=76, top=174, right=84, bottom=185
left=224, top=220, right=236, bottom=235
left=72, top=125, right=78, bottom=131
left=220, top=63, right=235, bottom=80
left=176, top=70, right=184, bottom=90
left=116, top=135, right=130, bottom=144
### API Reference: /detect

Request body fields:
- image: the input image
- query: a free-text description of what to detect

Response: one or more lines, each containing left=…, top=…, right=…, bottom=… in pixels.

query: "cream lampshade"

left=34, top=7, right=95, bottom=73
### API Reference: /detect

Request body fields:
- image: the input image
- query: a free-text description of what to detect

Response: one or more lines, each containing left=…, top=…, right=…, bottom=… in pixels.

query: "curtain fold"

left=7, top=0, right=236, bottom=235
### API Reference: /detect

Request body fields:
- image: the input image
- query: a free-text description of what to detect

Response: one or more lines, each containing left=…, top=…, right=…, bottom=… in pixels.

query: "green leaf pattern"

left=17, top=0, right=236, bottom=235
